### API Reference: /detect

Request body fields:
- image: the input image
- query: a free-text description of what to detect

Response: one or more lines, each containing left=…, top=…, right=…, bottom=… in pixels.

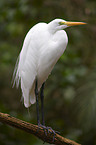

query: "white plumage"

left=13, top=19, right=86, bottom=108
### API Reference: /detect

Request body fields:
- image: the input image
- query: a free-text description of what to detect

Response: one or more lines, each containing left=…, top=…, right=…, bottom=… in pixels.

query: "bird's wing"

left=13, top=27, right=38, bottom=107
left=13, top=23, right=48, bottom=107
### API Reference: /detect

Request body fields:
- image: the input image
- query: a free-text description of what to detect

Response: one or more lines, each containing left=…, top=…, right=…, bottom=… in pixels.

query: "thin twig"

left=0, top=112, right=81, bottom=145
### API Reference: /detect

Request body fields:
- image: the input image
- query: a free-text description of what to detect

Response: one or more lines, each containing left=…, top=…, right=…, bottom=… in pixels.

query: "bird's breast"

left=37, top=30, right=68, bottom=88
left=52, top=30, right=68, bottom=48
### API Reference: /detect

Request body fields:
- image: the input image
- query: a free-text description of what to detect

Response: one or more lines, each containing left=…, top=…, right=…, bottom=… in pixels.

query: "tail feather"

left=30, top=94, right=36, bottom=104
left=29, top=81, right=36, bottom=104
left=21, top=78, right=31, bottom=108
left=12, top=56, right=20, bottom=88
left=12, top=56, right=36, bottom=107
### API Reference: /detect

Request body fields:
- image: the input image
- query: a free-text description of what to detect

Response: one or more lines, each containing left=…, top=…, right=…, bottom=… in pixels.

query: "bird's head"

left=48, top=19, right=86, bottom=33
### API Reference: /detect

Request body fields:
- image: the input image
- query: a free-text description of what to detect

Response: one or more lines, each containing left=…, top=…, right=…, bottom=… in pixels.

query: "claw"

left=38, top=124, right=47, bottom=136
left=37, top=125, right=60, bottom=142
left=46, top=126, right=56, bottom=142
left=55, top=130, right=60, bottom=134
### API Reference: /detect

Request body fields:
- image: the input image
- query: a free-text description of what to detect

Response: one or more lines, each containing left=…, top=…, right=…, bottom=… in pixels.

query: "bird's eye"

left=59, top=22, right=65, bottom=25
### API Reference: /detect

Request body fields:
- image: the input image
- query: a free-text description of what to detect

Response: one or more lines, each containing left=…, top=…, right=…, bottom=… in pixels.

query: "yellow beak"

left=60, top=21, right=87, bottom=26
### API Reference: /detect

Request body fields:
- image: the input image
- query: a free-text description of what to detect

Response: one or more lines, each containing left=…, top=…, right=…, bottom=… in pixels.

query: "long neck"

left=47, top=22, right=57, bottom=34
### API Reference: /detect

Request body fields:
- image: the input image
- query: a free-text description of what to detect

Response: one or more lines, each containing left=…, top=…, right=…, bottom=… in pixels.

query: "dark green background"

left=0, top=0, right=96, bottom=145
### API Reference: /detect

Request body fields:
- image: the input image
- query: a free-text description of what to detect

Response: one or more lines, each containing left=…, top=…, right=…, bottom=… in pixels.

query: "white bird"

left=13, top=18, right=86, bottom=136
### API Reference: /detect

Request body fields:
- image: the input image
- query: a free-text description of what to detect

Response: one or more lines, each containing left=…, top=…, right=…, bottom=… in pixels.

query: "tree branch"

left=0, top=112, right=81, bottom=145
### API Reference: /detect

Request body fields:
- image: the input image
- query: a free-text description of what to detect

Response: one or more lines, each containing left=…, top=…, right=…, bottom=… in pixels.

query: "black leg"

left=35, top=80, right=59, bottom=142
left=40, top=82, right=45, bottom=126
left=35, top=79, right=40, bottom=125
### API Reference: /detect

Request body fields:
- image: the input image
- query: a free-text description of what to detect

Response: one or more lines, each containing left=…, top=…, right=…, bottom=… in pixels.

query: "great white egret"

left=13, top=18, right=86, bottom=139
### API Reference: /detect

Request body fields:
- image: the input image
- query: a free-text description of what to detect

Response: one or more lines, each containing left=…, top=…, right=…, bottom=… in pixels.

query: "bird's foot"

left=38, top=124, right=60, bottom=142
left=46, top=126, right=60, bottom=142
left=38, top=124, right=47, bottom=136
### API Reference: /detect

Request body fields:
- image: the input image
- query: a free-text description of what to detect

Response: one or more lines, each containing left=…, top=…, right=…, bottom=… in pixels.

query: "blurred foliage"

left=0, top=0, right=96, bottom=145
